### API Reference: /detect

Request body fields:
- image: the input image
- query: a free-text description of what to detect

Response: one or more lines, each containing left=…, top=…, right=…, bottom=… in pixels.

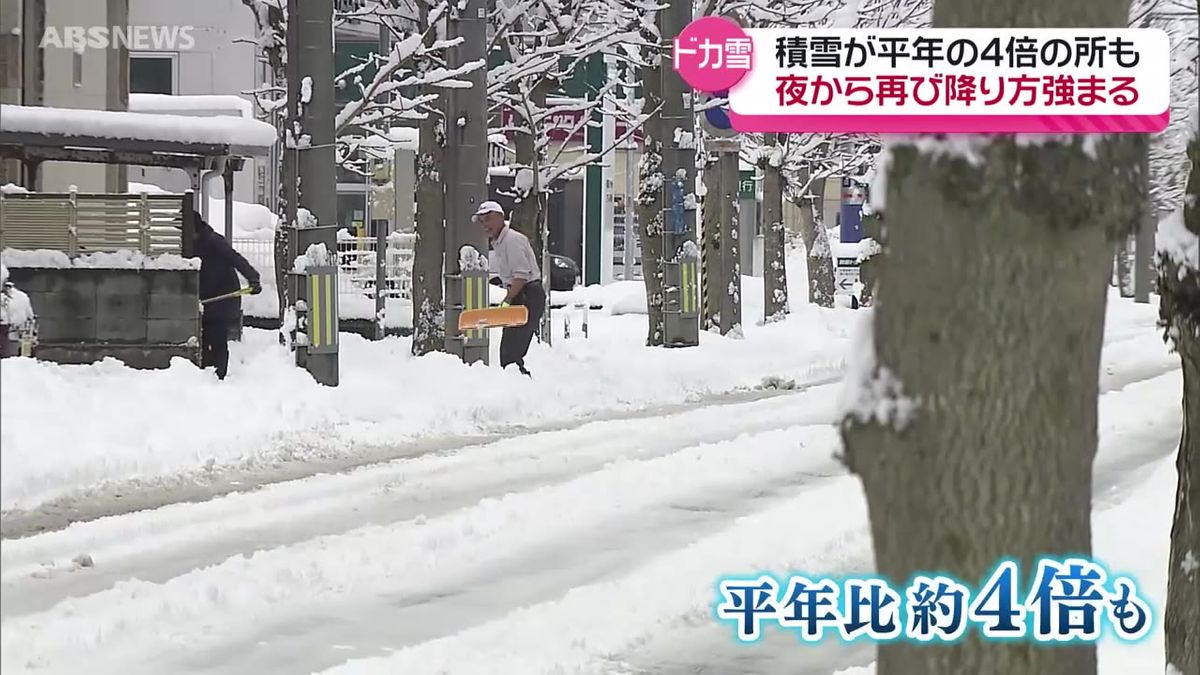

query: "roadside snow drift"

left=0, top=264, right=850, bottom=510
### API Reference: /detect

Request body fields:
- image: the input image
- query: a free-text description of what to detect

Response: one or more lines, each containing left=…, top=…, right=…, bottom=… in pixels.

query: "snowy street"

left=0, top=295, right=1184, bottom=675
left=2, top=0, right=1197, bottom=671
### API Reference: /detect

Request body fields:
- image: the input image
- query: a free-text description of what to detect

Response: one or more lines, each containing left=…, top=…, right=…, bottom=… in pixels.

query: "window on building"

left=72, top=51, right=83, bottom=87
left=129, top=55, right=176, bottom=95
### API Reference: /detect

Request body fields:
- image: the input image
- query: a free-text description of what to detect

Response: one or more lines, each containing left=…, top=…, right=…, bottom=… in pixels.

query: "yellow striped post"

left=306, top=267, right=339, bottom=354
left=310, top=274, right=321, bottom=349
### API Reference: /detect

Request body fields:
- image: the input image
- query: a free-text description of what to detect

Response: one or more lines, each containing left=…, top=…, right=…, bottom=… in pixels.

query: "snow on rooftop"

left=129, top=94, right=254, bottom=119
left=0, top=104, right=277, bottom=150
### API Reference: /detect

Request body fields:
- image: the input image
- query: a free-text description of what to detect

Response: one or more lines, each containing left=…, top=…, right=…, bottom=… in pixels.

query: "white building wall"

left=40, top=0, right=111, bottom=192
left=127, top=0, right=261, bottom=203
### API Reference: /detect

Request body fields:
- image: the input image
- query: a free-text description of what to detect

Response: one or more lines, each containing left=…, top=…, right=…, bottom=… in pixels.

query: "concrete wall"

left=5, top=266, right=201, bottom=368
left=127, top=0, right=260, bottom=202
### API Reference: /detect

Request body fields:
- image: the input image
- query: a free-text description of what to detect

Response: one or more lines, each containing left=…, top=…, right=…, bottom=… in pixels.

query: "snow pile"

left=0, top=104, right=277, bottom=148
left=293, top=243, right=333, bottom=273
left=126, top=181, right=169, bottom=194
left=459, top=245, right=489, bottom=272
left=128, top=94, right=254, bottom=119
left=0, top=295, right=855, bottom=509
left=126, top=181, right=279, bottom=238
left=1, top=249, right=199, bottom=270
left=296, top=208, right=319, bottom=229
left=856, top=238, right=882, bottom=262
left=1, top=183, right=29, bottom=194
left=1156, top=207, right=1197, bottom=278
left=207, top=195, right=278, bottom=238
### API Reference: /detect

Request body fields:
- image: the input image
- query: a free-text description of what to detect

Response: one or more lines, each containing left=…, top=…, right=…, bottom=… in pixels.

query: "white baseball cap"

left=472, top=200, right=505, bottom=221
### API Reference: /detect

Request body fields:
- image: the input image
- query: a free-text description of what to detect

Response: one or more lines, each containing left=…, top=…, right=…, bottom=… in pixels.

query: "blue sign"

left=705, top=90, right=732, bottom=130
left=671, top=177, right=687, bottom=234
left=840, top=177, right=866, bottom=244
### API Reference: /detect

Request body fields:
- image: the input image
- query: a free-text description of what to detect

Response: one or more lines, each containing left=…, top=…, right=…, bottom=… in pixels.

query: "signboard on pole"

left=834, top=256, right=860, bottom=296
left=738, top=170, right=755, bottom=199
left=839, top=177, right=867, bottom=244
left=699, top=91, right=737, bottom=139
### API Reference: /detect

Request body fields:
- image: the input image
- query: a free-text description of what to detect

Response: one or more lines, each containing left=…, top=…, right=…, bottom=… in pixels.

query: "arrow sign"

left=837, top=276, right=855, bottom=291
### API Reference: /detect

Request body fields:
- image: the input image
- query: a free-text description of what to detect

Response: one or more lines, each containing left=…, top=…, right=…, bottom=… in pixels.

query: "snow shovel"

left=458, top=305, right=528, bottom=331
left=201, top=287, right=253, bottom=305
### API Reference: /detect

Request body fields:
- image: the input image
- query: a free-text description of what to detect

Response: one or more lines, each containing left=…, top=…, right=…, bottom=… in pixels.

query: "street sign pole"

left=442, top=0, right=489, bottom=364
left=659, top=0, right=699, bottom=348
left=287, top=0, right=339, bottom=386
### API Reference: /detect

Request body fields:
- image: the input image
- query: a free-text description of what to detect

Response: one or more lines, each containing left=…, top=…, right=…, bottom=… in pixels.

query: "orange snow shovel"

left=458, top=304, right=528, bottom=331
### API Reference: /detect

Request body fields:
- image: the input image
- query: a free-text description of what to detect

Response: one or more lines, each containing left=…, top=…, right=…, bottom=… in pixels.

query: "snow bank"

left=1, top=249, right=199, bottom=270
left=0, top=104, right=277, bottom=148
left=1, top=183, right=29, bottom=194
left=0, top=300, right=856, bottom=510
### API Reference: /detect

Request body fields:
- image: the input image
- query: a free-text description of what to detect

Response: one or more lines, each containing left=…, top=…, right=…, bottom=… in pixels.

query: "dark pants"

left=201, top=311, right=231, bottom=380
left=500, top=280, right=545, bottom=373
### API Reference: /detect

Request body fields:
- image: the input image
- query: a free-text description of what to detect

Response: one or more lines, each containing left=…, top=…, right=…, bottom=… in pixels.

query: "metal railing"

left=232, top=230, right=415, bottom=300
left=0, top=191, right=184, bottom=255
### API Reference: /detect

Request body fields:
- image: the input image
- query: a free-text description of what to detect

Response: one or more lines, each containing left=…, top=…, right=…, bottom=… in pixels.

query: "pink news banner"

left=674, top=19, right=1172, bottom=134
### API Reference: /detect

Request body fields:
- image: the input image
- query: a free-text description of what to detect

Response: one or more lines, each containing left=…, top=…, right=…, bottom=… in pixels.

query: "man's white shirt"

left=489, top=224, right=541, bottom=287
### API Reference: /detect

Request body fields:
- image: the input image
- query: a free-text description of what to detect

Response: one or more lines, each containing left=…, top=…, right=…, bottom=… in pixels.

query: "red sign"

left=497, top=106, right=643, bottom=146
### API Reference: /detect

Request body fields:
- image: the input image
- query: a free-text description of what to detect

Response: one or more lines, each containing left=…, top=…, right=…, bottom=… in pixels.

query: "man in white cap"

left=474, top=200, right=545, bottom=376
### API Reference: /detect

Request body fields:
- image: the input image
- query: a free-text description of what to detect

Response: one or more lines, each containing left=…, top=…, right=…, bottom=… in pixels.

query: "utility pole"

left=708, top=138, right=741, bottom=335
left=286, top=0, right=340, bottom=386
left=442, top=0, right=489, bottom=364
left=658, top=0, right=699, bottom=348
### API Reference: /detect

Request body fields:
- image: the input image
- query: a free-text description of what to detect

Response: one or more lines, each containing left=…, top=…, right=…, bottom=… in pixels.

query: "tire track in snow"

left=1, top=419, right=847, bottom=675
left=0, top=318, right=1174, bottom=675
left=1, top=378, right=843, bottom=619
left=310, top=369, right=1184, bottom=675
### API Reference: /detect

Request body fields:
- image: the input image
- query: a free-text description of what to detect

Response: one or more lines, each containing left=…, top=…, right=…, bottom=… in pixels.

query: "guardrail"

left=232, top=230, right=415, bottom=301
left=0, top=191, right=184, bottom=255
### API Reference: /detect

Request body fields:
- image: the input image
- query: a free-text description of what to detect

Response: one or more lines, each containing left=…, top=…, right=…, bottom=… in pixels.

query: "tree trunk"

left=719, top=149, right=742, bottom=335
left=797, top=181, right=836, bottom=308
left=510, top=82, right=550, bottom=260
left=1116, top=234, right=1134, bottom=298
left=409, top=0, right=446, bottom=356
left=859, top=210, right=883, bottom=307
left=636, top=25, right=666, bottom=346
left=762, top=138, right=787, bottom=322
left=1162, top=126, right=1200, bottom=675
left=702, top=154, right=721, bottom=331
left=840, top=134, right=1144, bottom=675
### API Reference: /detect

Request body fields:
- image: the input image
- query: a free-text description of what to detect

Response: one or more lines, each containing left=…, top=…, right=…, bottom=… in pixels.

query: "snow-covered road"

left=0, top=302, right=1182, bottom=675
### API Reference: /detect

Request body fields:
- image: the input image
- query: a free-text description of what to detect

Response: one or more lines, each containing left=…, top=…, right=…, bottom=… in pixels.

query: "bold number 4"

left=968, top=560, right=1027, bottom=639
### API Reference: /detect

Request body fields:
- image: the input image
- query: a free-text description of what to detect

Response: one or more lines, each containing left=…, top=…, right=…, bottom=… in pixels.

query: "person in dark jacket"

left=191, top=213, right=262, bottom=379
